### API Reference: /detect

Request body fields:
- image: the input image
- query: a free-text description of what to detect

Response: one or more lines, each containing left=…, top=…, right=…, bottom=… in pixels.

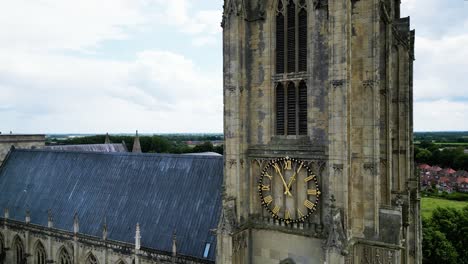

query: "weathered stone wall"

left=219, top=0, right=419, bottom=263
left=0, top=219, right=211, bottom=264
left=0, top=135, right=45, bottom=166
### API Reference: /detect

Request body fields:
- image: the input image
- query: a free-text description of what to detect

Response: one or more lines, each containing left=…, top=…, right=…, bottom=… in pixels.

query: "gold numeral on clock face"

left=264, top=195, right=273, bottom=205
left=297, top=209, right=304, bottom=218
left=261, top=185, right=270, bottom=191
left=264, top=173, right=273, bottom=179
left=284, top=160, right=292, bottom=170
left=304, top=175, right=315, bottom=182
left=304, top=199, right=314, bottom=210
left=307, top=189, right=318, bottom=195
left=273, top=163, right=281, bottom=174
left=272, top=205, right=281, bottom=215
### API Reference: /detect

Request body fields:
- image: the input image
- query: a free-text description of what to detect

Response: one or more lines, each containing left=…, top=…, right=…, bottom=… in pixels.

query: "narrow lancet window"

left=287, top=82, right=297, bottom=135
left=298, top=8, right=307, bottom=72
left=298, top=81, right=308, bottom=135
left=276, top=2, right=285, bottom=74
left=276, top=83, right=285, bottom=135
left=286, top=2, right=296, bottom=73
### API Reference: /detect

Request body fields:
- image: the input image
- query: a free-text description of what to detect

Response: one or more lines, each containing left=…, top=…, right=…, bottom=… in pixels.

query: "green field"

left=421, top=197, right=468, bottom=219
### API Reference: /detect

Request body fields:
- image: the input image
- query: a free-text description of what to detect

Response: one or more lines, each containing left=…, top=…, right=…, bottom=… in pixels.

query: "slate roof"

left=44, top=143, right=128, bottom=153
left=0, top=149, right=223, bottom=261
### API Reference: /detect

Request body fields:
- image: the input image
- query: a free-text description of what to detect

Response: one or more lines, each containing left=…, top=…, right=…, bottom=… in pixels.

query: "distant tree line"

left=48, top=134, right=224, bottom=155
left=415, top=132, right=468, bottom=144
left=415, top=141, right=468, bottom=170
left=423, top=206, right=468, bottom=264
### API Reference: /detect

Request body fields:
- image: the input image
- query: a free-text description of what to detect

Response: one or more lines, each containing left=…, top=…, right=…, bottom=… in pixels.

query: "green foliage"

left=423, top=206, right=468, bottom=264
left=48, top=134, right=223, bottom=155
left=416, top=149, right=432, bottom=164
left=421, top=197, right=468, bottom=219
left=414, top=140, right=468, bottom=170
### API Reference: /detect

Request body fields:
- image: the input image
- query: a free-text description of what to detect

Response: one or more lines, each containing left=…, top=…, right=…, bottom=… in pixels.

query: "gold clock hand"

left=285, top=164, right=302, bottom=194
left=273, top=163, right=292, bottom=197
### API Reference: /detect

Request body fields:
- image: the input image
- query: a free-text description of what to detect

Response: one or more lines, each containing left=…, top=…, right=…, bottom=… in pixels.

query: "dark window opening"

left=287, top=82, right=297, bottom=135
left=276, top=83, right=285, bottom=135
left=298, top=81, right=308, bottom=135
left=276, top=13, right=285, bottom=74
left=276, top=81, right=308, bottom=136
left=286, top=2, right=296, bottom=73
left=298, top=8, right=307, bottom=72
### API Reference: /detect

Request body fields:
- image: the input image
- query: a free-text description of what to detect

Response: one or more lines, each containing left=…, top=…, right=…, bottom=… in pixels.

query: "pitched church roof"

left=0, top=149, right=223, bottom=261
left=44, top=143, right=128, bottom=152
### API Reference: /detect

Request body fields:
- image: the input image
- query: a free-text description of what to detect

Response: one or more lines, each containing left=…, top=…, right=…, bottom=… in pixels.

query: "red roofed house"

left=456, top=177, right=468, bottom=193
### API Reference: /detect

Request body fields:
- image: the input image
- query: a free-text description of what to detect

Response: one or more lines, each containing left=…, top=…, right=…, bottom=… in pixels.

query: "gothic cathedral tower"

left=218, top=0, right=420, bottom=263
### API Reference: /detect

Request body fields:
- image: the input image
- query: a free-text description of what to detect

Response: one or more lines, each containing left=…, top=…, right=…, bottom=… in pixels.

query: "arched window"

left=276, top=0, right=308, bottom=73
left=276, top=81, right=308, bottom=136
left=275, top=0, right=308, bottom=136
left=58, top=247, right=72, bottom=264
left=0, top=233, right=5, bottom=264
left=34, top=241, right=47, bottom=264
left=13, top=236, right=25, bottom=264
left=86, top=253, right=99, bottom=264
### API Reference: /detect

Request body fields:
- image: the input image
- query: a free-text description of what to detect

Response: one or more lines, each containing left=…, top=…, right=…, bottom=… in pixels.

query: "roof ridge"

left=15, top=148, right=224, bottom=159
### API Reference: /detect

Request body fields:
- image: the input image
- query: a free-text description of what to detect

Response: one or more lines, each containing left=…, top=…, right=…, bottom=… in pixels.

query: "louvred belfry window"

left=275, top=0, right=308, bottom=136
left=276, top=83, right=285, bottom=135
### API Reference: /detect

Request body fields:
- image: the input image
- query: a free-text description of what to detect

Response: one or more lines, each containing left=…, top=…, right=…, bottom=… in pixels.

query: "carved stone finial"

left=172, top=230, right=177, bottom=257
left=218, top=198, right=238, bottom=234
left=25, top=208, right=30, bottom=224
left=135, top=223, right=141, bottom=250
left=330, top=195, right=336, bottom=209
left=102, top=218, right=108, bottom=241
left=324, top=195, right=347, bottom=255
left=132, top=130, right=142, bottom=153
left=394, top=194, right=404, bottom=209
left=104, top=133, right=111, bottom=144
left=48, top=209, right=53, bottom=228
left=73, top=213, right=79, bottom=234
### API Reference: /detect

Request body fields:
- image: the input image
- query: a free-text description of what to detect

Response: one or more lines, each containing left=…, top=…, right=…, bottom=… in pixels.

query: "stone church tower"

left=217, top=0, right=420, bottom=263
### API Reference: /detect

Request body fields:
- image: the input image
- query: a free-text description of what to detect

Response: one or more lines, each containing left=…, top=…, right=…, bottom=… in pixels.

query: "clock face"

left=258, top=157, right=320, bottom=224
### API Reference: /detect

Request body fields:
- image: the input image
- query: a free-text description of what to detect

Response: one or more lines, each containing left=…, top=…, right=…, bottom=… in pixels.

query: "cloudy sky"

left=0, top=0, right=466, bottom=134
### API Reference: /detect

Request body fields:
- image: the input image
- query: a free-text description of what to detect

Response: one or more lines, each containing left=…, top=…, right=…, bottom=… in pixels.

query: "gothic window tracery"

left=86, top=253, right=99, bottom=264
left=275, top=0, right=308, bottom=136
left=34, top=241, right=47, bottom=264
left=58, top=247, right=72, bottom=264
left=275, top=0, right=308, bottom=74
left=13, top=236, right=24, bottom=264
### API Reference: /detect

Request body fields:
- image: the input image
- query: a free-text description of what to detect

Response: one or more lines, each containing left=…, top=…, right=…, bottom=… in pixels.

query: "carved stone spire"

left=102, top=218, right=108, bottom=241
left=73, top=212, right=79, bottom=234
left=132, top=130, right=142, bottom=153
left=172, top=230, right=177, bottom=257
left=135, top=223, right=141, bottom=250
left=25, top=208, right=30, bottom=224
left=48, top=209, right=53, bottom=228
left=104, top=133, right=111, bottom=144
left=4, top=208, right=9, bottom=219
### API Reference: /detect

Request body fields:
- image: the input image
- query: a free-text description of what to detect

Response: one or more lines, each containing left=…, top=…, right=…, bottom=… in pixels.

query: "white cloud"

left=0, top=0, right=224, bottom=133
left=415, top=100, right=468, bottom=131
left=0, top=50, right=222, bottom=133
left=0, top=0, right=146, bottom=52
left=413, top=34, right=468, bottom=101
left=401, top=0, right=468, bottom=131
